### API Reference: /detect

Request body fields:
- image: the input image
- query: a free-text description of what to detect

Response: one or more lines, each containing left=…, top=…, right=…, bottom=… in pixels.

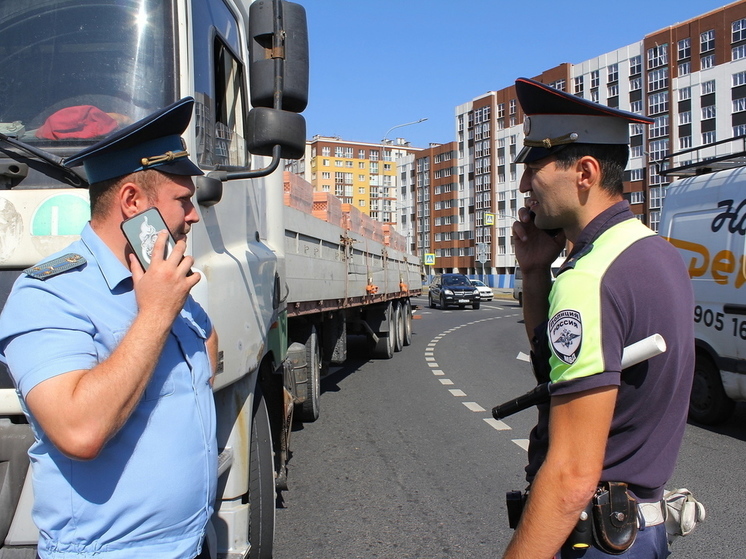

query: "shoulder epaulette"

left=24, top=253, right=86, bottom=280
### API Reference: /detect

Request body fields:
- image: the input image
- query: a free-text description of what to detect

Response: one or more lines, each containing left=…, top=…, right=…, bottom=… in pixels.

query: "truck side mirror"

left=248, top=0, right=308, bottom=113
left=246, top=107, right=306, bottom=160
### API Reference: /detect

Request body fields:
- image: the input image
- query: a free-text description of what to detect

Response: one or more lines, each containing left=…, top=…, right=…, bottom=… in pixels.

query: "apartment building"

left=455, top=0, right=746, bottom=285
left=304, top=135, right=421, bottom=225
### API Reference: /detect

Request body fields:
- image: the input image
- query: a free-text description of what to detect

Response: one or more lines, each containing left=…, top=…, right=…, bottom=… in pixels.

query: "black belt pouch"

left=591, top=481, right=638, bottom=554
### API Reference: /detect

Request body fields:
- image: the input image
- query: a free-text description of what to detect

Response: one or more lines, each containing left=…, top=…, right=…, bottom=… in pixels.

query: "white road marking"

left=449, top=389, right=467, bottom=396
left=439, top=379, right=454, bottom=385
left=484, top=418, right=512, bottom=431
left=427, top=362, right=439, bottom=368
left=433, top=370, right=445, bottom=376
left=516, top=351, right=530, bottom=362
left=512, top=439, right=530, bottom=451
left=463, top=402, right=485, bottom=412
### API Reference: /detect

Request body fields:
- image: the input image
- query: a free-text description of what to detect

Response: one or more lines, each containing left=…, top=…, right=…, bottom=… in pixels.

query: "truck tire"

left=249, top=386, right=275, bottom=559
left=688, top=353, right=735, bottom=425
left=372, top=303, right=394, bottom=359
left=402, top=299, right=413, bottom=346
left=299, top=325, right=321, bottom=422
left=393, top=301, right=405, bottom=352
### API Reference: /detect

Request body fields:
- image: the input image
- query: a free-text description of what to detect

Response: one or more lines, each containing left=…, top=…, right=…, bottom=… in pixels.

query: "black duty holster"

left=592, top=481, right=638, bottom=554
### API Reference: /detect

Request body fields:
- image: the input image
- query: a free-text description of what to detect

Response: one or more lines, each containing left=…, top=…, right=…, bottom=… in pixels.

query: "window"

left=591, top=89, right=599, bottom=103
left=590, top=70, right=600, bottom=88
left=497, top=103, right=505, bottom=118
left=702, top=131, right=716, bottom=144
left=630, top=55, right=642, bottom=76
left=678, top=62, right=691, bottom=76
left=702, top=80, right=716, bottom=94
left=629, top=191, right=645, bottom=204
left=608, top=84, right=619, bottom=97
left=630, top=169, right=644, bottom=182
left=701, top=105, right=716, bottom=120
left=678, top=38, right=691, bottom=60
left=650, top=115, right=669, bottom=138
left=701, top=30, right=715, bottom=53
left=648, top=68, right=668, bottom=91
left=631, top=145, right=643, bottom=158
left=701, top=55, right=715, bottom=70
left=630, top=77, right=642, bottom=91
left=733, top=18, right=746, bottom=43
left=734, top=98, right=746, bottom=113
left=734, top=71, right=746, bottom=86
left=647, top=44, right=668, bottom=69
left=678, top=111, right=691, bottom=125
left=679, top=136, right=692, bottom=149
left=734, top=124, right=746, bottom=137
left=649, top=139, right=669, bottom=161
left=608, top=64, right=619, bottom=83
left=574, top=76, right=584, bottom=94
left=648, top=91, right=669, bottom=115
left=509, top=99, right=516, bottom=115
left=734, top=44, right=746, bottom=60
left=678, top=86, right=691, bottom=101
left=630, top=100, right=643, bottom=114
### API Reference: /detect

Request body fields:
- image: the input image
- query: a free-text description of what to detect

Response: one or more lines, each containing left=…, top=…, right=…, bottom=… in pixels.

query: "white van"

left=513, top=256, right=565, bottom=307
left=659, top=162, right=746, bottom=425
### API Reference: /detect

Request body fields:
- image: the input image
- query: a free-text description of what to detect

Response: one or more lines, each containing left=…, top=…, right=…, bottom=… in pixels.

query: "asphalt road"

left=274, top=294, right=746, bottom=558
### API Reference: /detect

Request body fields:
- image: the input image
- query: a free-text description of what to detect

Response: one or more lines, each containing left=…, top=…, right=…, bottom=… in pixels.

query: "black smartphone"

left=120, top=207, right=176, bottom=271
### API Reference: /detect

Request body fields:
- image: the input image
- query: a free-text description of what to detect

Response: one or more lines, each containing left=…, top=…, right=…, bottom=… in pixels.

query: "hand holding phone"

left=120, top=207, right=176, bottom=272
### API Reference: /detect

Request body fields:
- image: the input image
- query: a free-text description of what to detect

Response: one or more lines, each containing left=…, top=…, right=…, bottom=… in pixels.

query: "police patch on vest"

left=549, top=309, right=582, bottom=365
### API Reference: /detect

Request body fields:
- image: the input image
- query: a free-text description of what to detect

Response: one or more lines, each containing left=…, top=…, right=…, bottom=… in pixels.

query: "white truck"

left=659, top=138, right=746, bottom=425
left=0, top=1, right=421, bottom=557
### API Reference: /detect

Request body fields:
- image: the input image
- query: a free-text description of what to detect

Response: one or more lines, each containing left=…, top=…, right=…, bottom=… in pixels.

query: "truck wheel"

left=393, top=301, right=405, bottom=352
left=299, top=325, right=321, bottom=422
left=402, top=299, right=413, bottom=346
left=372, top=303, right=394, bottom=359
left=688, top=354, right=734, bottom=425
left=249, top=386, right=275, bottom=559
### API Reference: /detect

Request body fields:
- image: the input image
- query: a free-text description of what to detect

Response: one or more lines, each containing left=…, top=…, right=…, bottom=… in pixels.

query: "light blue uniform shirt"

left=0, top=224, right=217, bottom=558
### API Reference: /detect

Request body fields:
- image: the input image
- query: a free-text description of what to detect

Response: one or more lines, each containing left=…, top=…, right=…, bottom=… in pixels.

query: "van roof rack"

left=659, top=135, right=746, bottom=178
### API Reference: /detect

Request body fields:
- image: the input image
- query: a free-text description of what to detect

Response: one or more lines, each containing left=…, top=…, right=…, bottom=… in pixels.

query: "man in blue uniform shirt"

left=0, top=98, right=218, bottom=558
left=503, top=78, right=694, bottom=558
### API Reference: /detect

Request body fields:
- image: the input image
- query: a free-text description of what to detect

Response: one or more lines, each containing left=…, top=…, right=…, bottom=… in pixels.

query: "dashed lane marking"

left=463, top=402, right=485, bottom=412
left=484, top=418, right=511, bottom=431
left=422, top=308, right=532, bottom=452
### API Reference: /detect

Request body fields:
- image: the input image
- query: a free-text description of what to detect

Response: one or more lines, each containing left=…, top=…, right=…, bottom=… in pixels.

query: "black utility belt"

left=506, top=481, right=639, bottom=554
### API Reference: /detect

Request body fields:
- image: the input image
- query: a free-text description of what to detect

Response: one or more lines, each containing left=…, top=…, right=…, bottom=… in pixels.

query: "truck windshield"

left=0, top=0, right=175, bottom=153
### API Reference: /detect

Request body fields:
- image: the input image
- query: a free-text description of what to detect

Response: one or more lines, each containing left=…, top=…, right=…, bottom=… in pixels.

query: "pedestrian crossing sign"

left=424, top=253, right=435, bottom=265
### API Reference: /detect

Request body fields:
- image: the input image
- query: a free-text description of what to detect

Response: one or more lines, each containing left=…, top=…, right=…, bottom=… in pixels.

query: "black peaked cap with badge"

left=513, top=77, right=654, bottom=164
left=64, top=97, right=203, bottom=185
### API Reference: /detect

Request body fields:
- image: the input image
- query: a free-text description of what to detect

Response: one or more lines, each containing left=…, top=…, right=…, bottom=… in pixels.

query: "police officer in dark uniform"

left=502, top=78, right=694, bottom=558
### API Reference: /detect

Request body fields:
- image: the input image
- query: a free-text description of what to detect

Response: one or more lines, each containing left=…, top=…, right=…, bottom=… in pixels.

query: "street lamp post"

left=382, top=118, right=428, bottom=144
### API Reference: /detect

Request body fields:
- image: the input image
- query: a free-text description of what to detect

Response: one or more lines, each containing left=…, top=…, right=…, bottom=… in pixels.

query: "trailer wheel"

left=402, top=299, right=413, bottom=346
left=248, top=386, right=275, bottom=559
left=299, top=325, right=321, bottom=422
left=393, top=301, right=405, bottom=352
left=372, top=303, right=394, bottom=359
left=688, top=353, right=734, bottom=425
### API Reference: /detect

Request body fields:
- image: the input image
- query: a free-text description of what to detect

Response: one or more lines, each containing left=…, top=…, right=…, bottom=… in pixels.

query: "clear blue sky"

left=300, top=0, right=731, bottom=148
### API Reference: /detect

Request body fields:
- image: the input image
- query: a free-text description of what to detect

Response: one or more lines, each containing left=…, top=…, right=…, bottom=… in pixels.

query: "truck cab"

left=0, top=1, right=308, bottom=557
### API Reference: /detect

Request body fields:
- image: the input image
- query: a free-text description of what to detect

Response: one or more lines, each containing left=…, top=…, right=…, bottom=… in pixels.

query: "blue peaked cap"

left=64, top=97, right=203, bottom=184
